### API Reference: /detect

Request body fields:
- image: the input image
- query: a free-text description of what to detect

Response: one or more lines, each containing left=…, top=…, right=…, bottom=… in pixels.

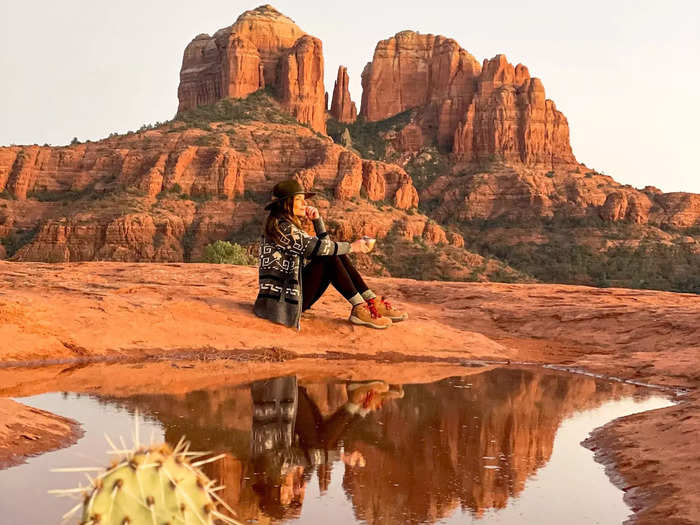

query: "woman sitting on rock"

left=253, top=179, right=407, bottom=330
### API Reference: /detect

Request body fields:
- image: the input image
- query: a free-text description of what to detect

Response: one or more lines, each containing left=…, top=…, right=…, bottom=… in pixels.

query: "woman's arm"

left=306, top=206, right=330, bottom=240
left=308, top=216, right=372, bottom=254
left=311, top=217, right=329, bottom=239
left=278, top=221, right=351, bottom=258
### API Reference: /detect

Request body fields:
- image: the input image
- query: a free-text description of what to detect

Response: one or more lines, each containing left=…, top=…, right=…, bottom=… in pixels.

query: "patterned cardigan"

left=253, top=217, right=351, bottom=330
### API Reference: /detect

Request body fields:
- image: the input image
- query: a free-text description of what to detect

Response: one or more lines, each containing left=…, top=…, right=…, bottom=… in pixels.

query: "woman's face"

left=292, top=194, right=306, bottom=217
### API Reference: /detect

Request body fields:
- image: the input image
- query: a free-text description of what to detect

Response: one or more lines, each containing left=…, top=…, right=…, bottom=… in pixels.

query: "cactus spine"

left=51, top=423, right=239, bottom=525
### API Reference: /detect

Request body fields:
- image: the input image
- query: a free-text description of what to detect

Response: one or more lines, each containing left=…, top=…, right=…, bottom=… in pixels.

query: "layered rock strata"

left=177, top=5, right=326, bottom=133
left=360, top=31, right=576, bottom=168
left=0, top=121, right=431, bottom=262
left=329, top=66, right=357, bottom=123
left=421, top=165, right=700, bottom=226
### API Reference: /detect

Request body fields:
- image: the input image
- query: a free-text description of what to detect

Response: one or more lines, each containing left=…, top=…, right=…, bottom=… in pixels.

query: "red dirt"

left=1, top=261, right=699, bottom=524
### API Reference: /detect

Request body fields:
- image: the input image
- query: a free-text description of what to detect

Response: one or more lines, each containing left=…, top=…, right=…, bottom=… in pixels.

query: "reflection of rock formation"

left=340, top=369, right=628, bottom=524
left=100, top=369, right=630, bottom=524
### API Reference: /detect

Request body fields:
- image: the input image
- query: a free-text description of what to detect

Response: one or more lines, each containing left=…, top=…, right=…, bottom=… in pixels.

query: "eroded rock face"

left=600, top=191, right=652, bottom=224
left=278, top=35, right=326, bottom=133
left=360, top=31, right=481, bottom=150
left=330, top=66, right=357, bottom=123
left=177, top=5, right=326, bottom=133
left=453, top=58, right=576, bottom=168
left=653, top=193, right=700, bottom=228
left=361, top=160, right=418, bottom=209
left=422, top=166, right=700, bottom=227
left=0, top=120, right=422, bottom=262
left=360, top=32, right=576, bottom=169
left=11, top=213, right=186, bottom=263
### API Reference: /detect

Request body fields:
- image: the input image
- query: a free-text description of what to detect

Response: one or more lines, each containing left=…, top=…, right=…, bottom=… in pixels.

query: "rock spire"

left=330, top=66, right=357, bottom=123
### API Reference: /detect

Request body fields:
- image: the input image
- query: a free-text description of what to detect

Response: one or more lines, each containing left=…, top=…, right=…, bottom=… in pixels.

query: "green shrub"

left=404, top=147, right=448, bottom=191
left=175, top=89, right=297, bottom=127
left=1, top=227, right=39, bottom=257
left=458, top=218, right=700, bottom=294
left=27, top=188, right=98, bottom=202
left=327, top=110, right=413, bottom=161
left=203, top=240, right=256, bottom=265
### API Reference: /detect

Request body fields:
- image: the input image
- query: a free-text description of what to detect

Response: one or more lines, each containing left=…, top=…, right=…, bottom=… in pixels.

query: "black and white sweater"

left=253, top=217, right=351, bottom=330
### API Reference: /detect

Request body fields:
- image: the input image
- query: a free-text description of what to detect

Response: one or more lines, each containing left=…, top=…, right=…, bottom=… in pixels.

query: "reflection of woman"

left=250, top=376, right=399, bottom=518
left=250, top=376, right=306, bottom=519
left=253, top=179, right=407, bottom=330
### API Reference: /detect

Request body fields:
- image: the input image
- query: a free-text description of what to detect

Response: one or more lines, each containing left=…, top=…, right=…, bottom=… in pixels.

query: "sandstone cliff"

left=359, top=31, right=575, bottom=169
left=1, top=6, right=698, bottom=292
left=0, top=95, right=481, bottom=275
left=177, top=5, right=326, bottom=133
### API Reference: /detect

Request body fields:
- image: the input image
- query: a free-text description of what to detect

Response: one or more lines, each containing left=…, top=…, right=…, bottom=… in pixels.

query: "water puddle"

left=0, top=366, right=673, bottom=524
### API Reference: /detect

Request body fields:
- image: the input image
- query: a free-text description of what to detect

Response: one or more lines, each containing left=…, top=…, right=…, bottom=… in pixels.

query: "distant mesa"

left=360, top=31, right=576, bottom=169
left=177, top=4, right=326, bottom=133
left=177, top=9, right=573, bottom=168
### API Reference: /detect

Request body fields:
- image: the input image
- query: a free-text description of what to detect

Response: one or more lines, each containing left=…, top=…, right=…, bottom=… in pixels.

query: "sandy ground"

left=1, top=261, right=699, bottom=524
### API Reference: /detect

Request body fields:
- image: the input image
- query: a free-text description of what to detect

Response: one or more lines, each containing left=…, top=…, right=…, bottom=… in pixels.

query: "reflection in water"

left=100, top=367, right=640, bottom=524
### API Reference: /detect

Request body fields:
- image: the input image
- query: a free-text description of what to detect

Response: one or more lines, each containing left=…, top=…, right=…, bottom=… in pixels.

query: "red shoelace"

left=366, top=298, right=380, bottom=319
left=380, top=296, right=393, bottom=311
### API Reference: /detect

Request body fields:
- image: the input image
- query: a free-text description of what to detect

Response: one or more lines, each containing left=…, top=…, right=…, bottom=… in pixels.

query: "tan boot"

left=349, top=302, right=392, bottom=329
left=347, top=381, right=389, bottom=405
left=368, top=296, right=408, bottom=322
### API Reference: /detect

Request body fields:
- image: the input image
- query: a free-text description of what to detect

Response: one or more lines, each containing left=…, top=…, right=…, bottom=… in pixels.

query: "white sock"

left=349, top=293, right=364, bottom=306
left=361, top=290, right=377, bottom=301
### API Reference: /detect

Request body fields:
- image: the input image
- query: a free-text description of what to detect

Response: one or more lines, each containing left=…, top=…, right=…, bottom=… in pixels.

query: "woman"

left=253, top=179, right=408, bottom=330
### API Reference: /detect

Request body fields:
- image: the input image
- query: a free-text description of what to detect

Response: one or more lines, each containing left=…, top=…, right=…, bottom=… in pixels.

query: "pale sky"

left=1, top=1, right=698, bottom=193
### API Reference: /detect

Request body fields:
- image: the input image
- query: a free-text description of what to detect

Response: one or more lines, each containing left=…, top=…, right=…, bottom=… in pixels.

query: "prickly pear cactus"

left=80, top=443, right=225, bottom=525
left=52, top=427, right=239, bottom=525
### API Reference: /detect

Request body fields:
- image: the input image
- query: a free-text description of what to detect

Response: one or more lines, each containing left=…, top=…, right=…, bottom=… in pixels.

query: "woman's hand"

left=350, top=238, right=372, bottom=253
left=304, top=206, right=320, bottom=220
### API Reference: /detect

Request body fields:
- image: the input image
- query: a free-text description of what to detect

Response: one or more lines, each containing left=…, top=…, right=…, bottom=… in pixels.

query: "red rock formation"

left=653, top=193, right=700, bottom=228
left=334, top=151, right=363, bottom=200
left=0, top=117, right=423, bottom=262
left=361, top=161, right=418, bottom=209
left=278, top=35, right=326, bottom=133
left=600, top=191, right=652, bottom=224
left=421, top=164, right=700, bottom=227
left=423, top=221, right=448, bottom=244
left=0, top=127, right=697, bottom=266
left=360, top=31, right=481, bottom=149
left=397, top=123, right=424, bottom=153
left=12, top=213, right=186, bottom=263
left=330, top=66, right=357, bottom=123
left=360, top=32, right=576, bottom=169
left=453, top=56, right=576, bottom=168
left=177, top=5, right=326, bottom=133
left=220, top=36, right=265, bottom=99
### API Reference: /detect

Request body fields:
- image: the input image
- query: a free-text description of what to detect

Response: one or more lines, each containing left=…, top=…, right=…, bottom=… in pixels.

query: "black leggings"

left=302, top=255, right=368, bottom=311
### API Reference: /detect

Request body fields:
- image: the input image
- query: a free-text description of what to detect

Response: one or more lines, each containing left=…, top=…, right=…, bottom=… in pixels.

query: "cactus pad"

left=52, top=429, right=239, bottom=525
